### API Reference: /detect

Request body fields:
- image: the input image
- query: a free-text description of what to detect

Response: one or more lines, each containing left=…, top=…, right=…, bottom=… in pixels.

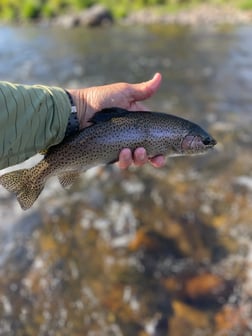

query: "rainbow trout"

left=0, top=108, right=216, bottom=210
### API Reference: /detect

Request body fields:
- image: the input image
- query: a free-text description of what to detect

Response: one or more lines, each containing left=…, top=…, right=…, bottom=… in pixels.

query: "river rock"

left=215, top=305, right=249, bottom=333
left=234, top=176, right=252, bottom=192
left=78, top=4, right=113, bottom=27
left=55, top=4, right=113, bottom=28
left=54, top=14, right=79, bottom=28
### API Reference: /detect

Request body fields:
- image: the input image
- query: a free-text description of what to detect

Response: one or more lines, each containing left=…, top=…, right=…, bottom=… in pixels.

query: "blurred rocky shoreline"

left=51, top=3, right=252, bottom=29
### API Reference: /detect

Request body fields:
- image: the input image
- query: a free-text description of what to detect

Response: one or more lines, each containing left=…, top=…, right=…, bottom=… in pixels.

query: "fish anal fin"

left=58, top=171, right=80, bottom=189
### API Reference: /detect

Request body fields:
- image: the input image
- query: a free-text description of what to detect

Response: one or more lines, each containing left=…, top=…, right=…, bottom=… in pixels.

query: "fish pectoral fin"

left=58, top=171, right=81, bottom=189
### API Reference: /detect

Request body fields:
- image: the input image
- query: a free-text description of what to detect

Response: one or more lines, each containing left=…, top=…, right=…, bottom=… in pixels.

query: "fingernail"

left=139, top=152, right=145, bottom=161
left=123, top=151, right=131, bottom=162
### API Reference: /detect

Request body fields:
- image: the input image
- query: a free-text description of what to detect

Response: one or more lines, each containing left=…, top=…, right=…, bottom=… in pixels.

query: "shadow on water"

left=0, top=23, right=252, bottom=335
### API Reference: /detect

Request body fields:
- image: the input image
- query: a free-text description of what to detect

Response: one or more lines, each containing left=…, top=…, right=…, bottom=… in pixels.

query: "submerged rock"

left=234, top=176, right=252, bottom=192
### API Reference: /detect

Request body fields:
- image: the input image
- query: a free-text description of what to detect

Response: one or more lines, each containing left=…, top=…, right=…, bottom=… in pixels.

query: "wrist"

left=66, top=89, right=86, bottom=129
left=64, top=90, right=80, bottom=138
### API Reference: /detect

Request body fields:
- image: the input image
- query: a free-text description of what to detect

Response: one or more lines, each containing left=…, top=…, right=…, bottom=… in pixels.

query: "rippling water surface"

left=0, top=23, right=252, bottom=335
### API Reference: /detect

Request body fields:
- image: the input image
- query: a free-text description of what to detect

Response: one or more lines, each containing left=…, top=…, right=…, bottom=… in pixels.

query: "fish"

left=0, top=107, right=216, bottom=210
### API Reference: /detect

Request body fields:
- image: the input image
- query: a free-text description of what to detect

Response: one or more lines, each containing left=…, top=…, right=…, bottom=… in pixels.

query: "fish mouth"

left=181, top=134, right=217, bottom=153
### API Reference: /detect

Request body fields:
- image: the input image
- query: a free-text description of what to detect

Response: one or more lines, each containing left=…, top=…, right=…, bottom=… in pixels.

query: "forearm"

left=0, top=82, right=71, bottom=169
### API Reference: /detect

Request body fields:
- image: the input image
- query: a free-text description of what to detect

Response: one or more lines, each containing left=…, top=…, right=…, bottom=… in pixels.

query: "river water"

left=0, top=23, right=252, bottom=336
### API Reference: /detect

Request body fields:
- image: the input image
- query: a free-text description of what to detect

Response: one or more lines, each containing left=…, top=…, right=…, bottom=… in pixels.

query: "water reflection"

left=0, top=24, right=252, bottom=335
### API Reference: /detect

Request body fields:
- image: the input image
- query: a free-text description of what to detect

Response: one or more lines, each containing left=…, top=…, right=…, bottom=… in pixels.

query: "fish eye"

left=202, top=137, right=211, bottom=145
left=202, top=136, right=216, bottom=146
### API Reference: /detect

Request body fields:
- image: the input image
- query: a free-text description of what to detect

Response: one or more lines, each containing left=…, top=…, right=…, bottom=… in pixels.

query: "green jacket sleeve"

left=0, top=82, right=71, bottom=169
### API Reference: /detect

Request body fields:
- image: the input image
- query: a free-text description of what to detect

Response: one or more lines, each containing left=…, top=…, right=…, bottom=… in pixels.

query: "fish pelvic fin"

left=58, top=171, right=81, bottom=189
left=0, top=169, right=44, bottom=210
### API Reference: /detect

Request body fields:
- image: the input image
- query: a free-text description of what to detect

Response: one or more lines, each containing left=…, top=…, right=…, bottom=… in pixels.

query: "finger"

left=149, top=155, right=166, bottom=168
left=130, top=73, right=162, bottom=102
left=133, top=147, right=148, bottom=166
left=118, top=148, right=133, bottom=169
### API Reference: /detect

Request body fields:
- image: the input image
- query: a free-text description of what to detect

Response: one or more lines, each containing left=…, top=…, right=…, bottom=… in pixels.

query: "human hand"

left=67, top=73, right=165, bottom=169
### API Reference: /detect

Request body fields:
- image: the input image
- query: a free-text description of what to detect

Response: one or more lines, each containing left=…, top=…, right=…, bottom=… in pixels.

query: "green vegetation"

left=239, top=0, right=252, bottom=9
left=0, top=0, right=251, bottom=21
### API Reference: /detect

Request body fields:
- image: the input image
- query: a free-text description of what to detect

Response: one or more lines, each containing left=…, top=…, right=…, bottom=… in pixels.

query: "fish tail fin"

left=0, top=169, right=44, bottom=210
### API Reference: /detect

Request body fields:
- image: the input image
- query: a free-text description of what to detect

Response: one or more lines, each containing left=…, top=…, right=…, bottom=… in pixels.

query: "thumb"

left=130, top=73, right=162, bottom=102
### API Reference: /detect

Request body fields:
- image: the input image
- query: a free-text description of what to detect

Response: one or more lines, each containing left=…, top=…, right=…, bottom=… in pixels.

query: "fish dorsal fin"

left=89, top=107, right=130, bottom=124
left=58, top=171, right=81, bottom=189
